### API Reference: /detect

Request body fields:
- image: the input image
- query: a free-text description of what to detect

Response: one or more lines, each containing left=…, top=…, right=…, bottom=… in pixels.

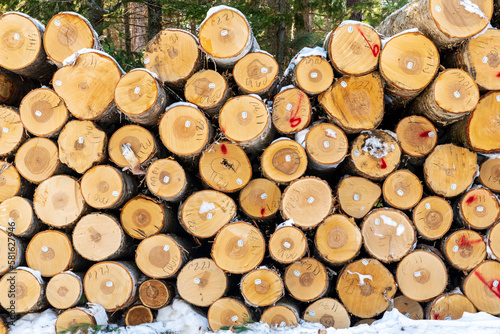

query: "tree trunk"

left=241, top=267, right=284, bottom=307
left=284, top=257, right=329, bottom=302
left=139, top=279, right=174, bottom=310
left=412, top=196, right=453, bottom=241
left=268, top=225, right=308, bottom=264
left=261, top=138, right=308, bottom=184
left=272, top=87, right=312, bottom=135
left=46, top=271, right=84, bottom=309
left=382, top=170, right=423, bottom=210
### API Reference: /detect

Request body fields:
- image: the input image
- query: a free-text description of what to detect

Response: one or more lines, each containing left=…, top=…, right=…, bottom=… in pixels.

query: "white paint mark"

left=353, top=150, right=360, bottom=156
left=397, top=189, right=404, bottom=196
left=497, top=95, right=500, bottom=102
left=254, top=279, right=262, bottom=285
left=55, top=80, right=62, bottom=86
left=374, top=233, right=384, bottom=237
left=208, top=83, right=215, bottom=89
left=193, top=278, right=200, bottom=284
left=286, top=103, right=292, bottom=111
left=325, top=129, right=336, bottom=138
left=35, top=110, right=42, bottom=117
left=106, top=281, right=113, bottom=287
left=407, top=62, right=413, bottom=70
left=41, top=246, right=48, bottom=252
left=206, top=213, right=213, bottom=220
left=323, top=141, right=330, bottom=148
left=134, top=87, right=140, bottom=94
left=163, top=245, right=170, bottom=252
left=453, top=245, right=459, bottom=252
left=309, top=311, right=316, bottom=316
left=348, top=26, right=354, bottom=33
left=185, top=120, right=191, bottom=127
left=14, top=33, right=19, bottom=40
left=261, top=67, right=268, bottom=73
left=476, top=206, right=484, bottom=212
left=428, top=131, right=435, bottom=137
left=454, top=91, right=461, bottom=98
left=353, top=194, right=360, bottom=201
left=362, top=259, right=368, bottom=265
left=396, top=224, right=405, bottom=236
left=241, top=111, right=247, bottom=119
left=308, top=197, right=315, bottom=204
left=347, top=270, right=373, bottom=285
left=494, top=280, right=499, bottom=287
left=285, top=155, right=291, bottom=162
left=425, top=203, right=431, bottom=210
left=163, top=176, right=170, bottom=183
left=261, top=193, right=268, bottom=200
left=413, top=271, right=421, bottom=277
left=231, top=315, right=238, bottom=322
left=143, top=58, right=150, bottom=65
left=199, top=201, right=215, bottom=214
left=237, top=240, right=244, bottom=247
left=451, top=183, right=457, bottom=190
left=54, top=20, right=61, bottom=26
left=435, top=5, right=441, bottom=12
left=112, top=191, right=119, bottom=196
left=310, top=72, right=318, bottom=78
left=294, top=270, right=300, bottom=277
left=78, top=137, right=84, bottom=143
left=283, top=242, right=291, bottom=249
left=375, top=218, right=380, bottom=225
left=341, top=81, right=347, bottom=88
left=381, top=215, right=397, bottom=227
left=221, top=30, right=228, bottom=37
left=236, top=178, right=243, bottom=185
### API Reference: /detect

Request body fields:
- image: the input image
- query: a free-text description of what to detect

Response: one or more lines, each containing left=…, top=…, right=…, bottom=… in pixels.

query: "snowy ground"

left=7, top=299, right=500, bottom=334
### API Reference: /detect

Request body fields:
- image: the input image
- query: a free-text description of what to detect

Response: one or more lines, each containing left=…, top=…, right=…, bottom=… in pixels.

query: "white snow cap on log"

left=17, top=266, right=43, bottom=283
left=283, top=46, right=327, bottom=77
left=157, top=298, right=209, bottom=333
left=87, top=303, right=108, bottom=325
left=61, top=48, right=125, bottom=74
left=380, top=28, right=419, bottom=48
left=4, top=12, right=45, bottom=32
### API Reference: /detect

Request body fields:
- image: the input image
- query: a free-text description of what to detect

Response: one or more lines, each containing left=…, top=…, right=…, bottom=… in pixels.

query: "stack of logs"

left=0, top=0, right=499, bottom=332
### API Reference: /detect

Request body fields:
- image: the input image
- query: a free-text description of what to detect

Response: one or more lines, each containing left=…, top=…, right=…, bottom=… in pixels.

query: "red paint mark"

left=419, top=131, right=432, bottom=138
left=458, top=234, right=483, bottom=247
left=221, top=127, right=226, bottom=134
left=380, top=158, right=387, bottom=169
left=433, top=313, right=440, bottom=320
left=474, top=271, right=500, bottom=299
left=356, top=26, right=380, bottom=57
left=289, top=93, right=303, bottom=129
left=496, top=72, right=500, bottom=78
left=220, top=144, right=227, bottom=154
left=260, top=208, right=266, bottom=217
left=465, top=195, right=477, bottom=205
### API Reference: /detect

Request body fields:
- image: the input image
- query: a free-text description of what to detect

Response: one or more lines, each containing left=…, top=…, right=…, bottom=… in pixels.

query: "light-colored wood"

left=442, top=230, right=486, bottom=271
left=121, top=196, right=175, bottom=239
left=487, top=222, right=500, bottom=260
left=337, top=258, right=396, bottom=318
left=46, top=271, right=83, bottom=309
left=0, top=228, right=24, bottom=275
left=33, top=175, right=86, bottom=229
left=0, top=196, right=40, bottom=238
left=19, top=88, right=68, bottom=138
left=57, top=120, right=107, bottom=174
left=326, top=21, right=380, bottom=76
left=315, top=214, right=362, bottom=266
left=53, top=50, right=122, bottom=122
left=393, top=295, right=424, bottom=320
left=337, top=176, right=381, bottom=219
left=184, top=69, right=230, bottom=116
left=239, top=178, right=281, bottom=220
left=284, top=257, right=328, bottom=302
left=136, top=234, right=188, bottom=279
left=361, top=208, right=416, bottom=263
left=0, top=106, right=25, bottom=157
left=55, top=306, right=107, bottom=333
left=124, top=305, right=153, bottom=326
left=423, top=144, right=477, bottom=198
left=349, top=130, right=401, bottom=182
left=413, top=196, right=453, bottom=240
left=233, top=52, right=279, bottom=96
left=199, top=141, right=252, bottom=193
left=463, top=261, right=500, bottom=315
left=158, top=102, right=212, bottom=161
left=241, top=268, right=284, bottom=307
left=73, top=213, right=129, bottom=261
left=272, top=88, right=311, bottom=134
left=0, top=69, right=39, bottom=106
left=427, top=294, right=476, bottom=320
left=382, top=170, right=423, bottom=210
left=268, top=225, right=307, bottom=264
left=396, top=250, right=447, bottom=302
left=303, top=122, right=348, bottom=171
left=44, top=12, right=99, bottom=66
left=319, top=72, right=384, bottom=133
left=395, top=116, right=437, bottom=161
left=0, top=266, right=46, bottom=314
left=139, top=279, right=174, bottom=310
left=458, top=187, right=500, bottom=230
left=261, top=139, right=307, bottom=184
left=179, top=190, right=236, bottom=239
left=26, top=230, right=78, bottom=277
left=0, top=161, right=23, bottom=202
left=207, top=297, right=252, bottom=332
left=410, top=69, right=479, bottom=126
left=212, top=222, right=265, bottom=274
left=303, top=298, right=351, bottom=329
left=0, top=316, right=7, bottom=334
left=219, top=95, right=273, bottom=151
left=293, top=55, right=334, bottom=95
left=176, top=258, right=227, bottom=307
left=15, top=137, right=62, bottom=183
left=83, top=261, right=139, bottom=311
left=480, top=158, right=500, bottom=193
left=81, top=165, right=136, bottom=210
left=261, top=304, right=299, bottom=328
left=146, top=158, right=188, bottom=203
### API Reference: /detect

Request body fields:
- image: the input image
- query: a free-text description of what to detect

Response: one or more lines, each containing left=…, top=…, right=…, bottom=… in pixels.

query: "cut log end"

left=241, top=268, right=284, bottom=307
left=55, top=308, right=97, bottom=334
left=261, top=305, right=299, bottom=328
left=121, top=196, right=172, bottom=239
left=303, top=298, right=351, bottom=329
left=443, top=230, right=486, bottom=271
left=46, top=272, right=83, bottom=309
left=15, top=137, right=61, bottom=184
left=146, top=159, right=187, bottom=202
left=463, top=261, right=500, bottom=315
left=305, top=123, right=348, bottom=170
left=124, top=305, right=154, bottom=326
left=0, top=196, right=39, bottom=237
left=479, top=158, right=500, bottom=193
left=139, top=279, right=174, bottom=310
left=207, top=298, right=252, bottom=332
left=395, top=116, right=437, bottom=158
left=294, top=56, right=334, bottom=95
left=233, top=52, right=278, bottom=95
left=239, top=178, right=281, bottom=220
left=0, top=106, right=25, bottom=157
left=0, top=162, right=22, bottom=202
left=108, top=124, right=156, bottom=169
left=136, top=234, right=186, bottom=279
left=284, top=257, right=328, bottom=302
left=413, top=196, right=453, bottom=240
left=261, top=139, right=307, bottom=184
left=272, top=88, right=311, bottom=134
left=393, top=295, right=424, bottom=320
left=184, top=70, right=229, bottom=114
left=428, top=294, right=476, bottom=320
left=382, top=170, right=423, bottom=210
left=459, top=187, right=500, bottom=230
left=268, top=226, right=308, bottom=264
left=464, top=92, right=500, bottom=153
left=337, top=176, right=381, bottom=219
left=26, top=230, right=74, bottom=277
left=0, top=267, right=44, bottom=314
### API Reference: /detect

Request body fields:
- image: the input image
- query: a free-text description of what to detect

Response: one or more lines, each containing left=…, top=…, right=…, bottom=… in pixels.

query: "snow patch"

left=165, top=101, right=200, bottom=112
left=157, top=299, right=209, bottom=333
left=87, top=303, right=108, bottom=325
left=283, top=46, right=327, bottom=77
left=294, top=129, right=309, bottom=148
left=9, top=309, right=57, bottom=334
left=199, top=201, right=215, bottom=214
left=276, top=219, right=295, bottom=230
left=380, top=215, right=398, bottom=227
left=17, top=266, right=43, bottom=283
left=279, top=84, right=295, bottom=93
left=362, top=136, right=393, bottom=158
left=346, top=270, right=373, bottom=285
left=62, top=48, right=125, bottom=74
left=460, top=0, right=487, bottom=19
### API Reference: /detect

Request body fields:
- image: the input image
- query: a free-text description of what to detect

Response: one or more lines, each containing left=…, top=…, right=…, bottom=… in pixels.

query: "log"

left=260, top=303, right=299, bottom=328
left=80, top=165, right=137, bottom=210
left=361, top=208, right=416, bottom=263
left=318, top=72, right=384, bottom=133
left=55, top=305, right=108, bottom=333
left=288, top=50, right=334, bottom=95
left=211, top=222, right=265, bottom=274
left=124, top=305, right=154, bottom=326
left=413, top=196, right=453, bottom=240
left=395, top=116, right=437, bottom=162
left=72, top=213, right=131, bottom=261
left=14, top=137, right=64, bottom=183
left=261, top=138, right=307, bottom=184
left=479, top=158, right=500, bottom=193
left=143, top=29, right=202, bottom=90
left=376, top=0, right=493, bottom=49
left=176, top=258, right=227, bottom=307
left=0, top=69, right=39, bottom=106
left=348, top=130, right=401, bottom=182
left=241, top=267, right=284, bottom=307
left=121, top=196, right=175, bottom=239
left=19, top=88, right=68, bottom=138
left=83, top=261, right=140, bottom=311
left=284, top=257, right=328, bottom=302
left=463, top=260, right=500, bottom=315
left=487, top=222, right=500, bottom=260
left=238, top=178, right=280, bottom=221
left=57, top=120, right=107, bottom=174
left=0, top=266, right=47, bottom=314
left=33, top=175, right=86, bottom=229
left=233, top=51, right=279, bottom=96
left=303, top=298, right=351, bottom=329
left=272, top=87, right=311, bottom=135
left=46, top=271, right=84, bottom=309
left=0, top=196, right=41, bottom=238
left=0, top=106, right=26, bottom=157
left=219, top=95, right=273, bottom=152
left=0, top=316, right=7, bottom=334
left=337, top=258, right=396, bottom=318
left=184, top=69, right=231, bottom=117
left=281, top=176, right=333, bottom=230
left=382, top=169, right=423, bottom=210
left=442, top=230, right=486, bottom=271
left=268, top=225, right=308, bottom=265
left=409, top=69, right=479, bottom=126
left=53, top=50, right=123, bottom=123
left=393, top=295, right=424, bottom=320
left=427, top=293, right=476, bottom=320
left=178, top=190, right=236, bottom=239
left=0, top=228, right=24, bottom=275
left=315, top=214, right=362, bottom=266
left=115, top=69, right=168, bottom=126
left=423, top=144, right=477, bottom=198
left=207, top=297, right=252, bottom=332
left=135, top=234, right=189, bottom=279
left=199, top=141, right=252, bottom=193
left=139, top=279, right=174, bottom=310
left=44, top=12, right=99, bottom=66
left=158, top=102, right=212, bottom=162
left=325, top=21, right=381, bottom=76
left=337, top=176, right=381, bottom=219
left=0, top=162, right=24, bottom=202
left=458, top=187, right=500, bottom=230
left=146, top=158, right=189, bottom=203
